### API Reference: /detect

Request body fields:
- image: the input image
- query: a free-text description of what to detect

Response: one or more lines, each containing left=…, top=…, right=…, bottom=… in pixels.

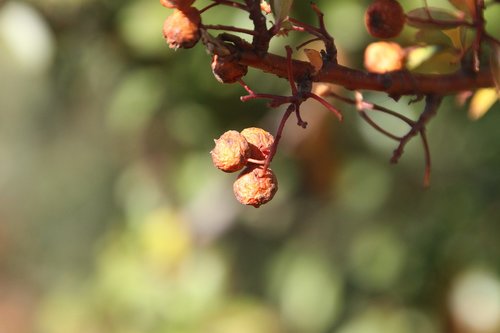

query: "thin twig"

left=202, top=24, right=257, bottom=35
left=391, top=94, right=442, bottom=164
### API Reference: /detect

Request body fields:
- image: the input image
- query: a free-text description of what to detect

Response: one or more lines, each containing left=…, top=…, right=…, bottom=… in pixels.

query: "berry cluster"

left=211, top=128, right=278, bottom=208
left=161, top=0, right=201, bottom=49
left=159, top=0, right=497, bottom=205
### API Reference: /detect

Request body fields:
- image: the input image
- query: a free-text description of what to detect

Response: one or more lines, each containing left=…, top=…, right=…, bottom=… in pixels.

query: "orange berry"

left=365, top=0, right=405, bottom=39
left=211, top=130, right=250, bottom=173
left=233, top=166, right=278, bottom=208
left=364, top=41, right=404, bottom=73
left=162, top=7, right=201, bottom=49
left=159, top=0, right=195, bottom=9
left=211, top=55, right=248, bottom=84
left=240, top=127, right=274, bottom=160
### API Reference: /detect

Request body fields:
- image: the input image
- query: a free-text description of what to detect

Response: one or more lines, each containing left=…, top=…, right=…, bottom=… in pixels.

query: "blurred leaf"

left=269, top=247, right=343, bottom=332
left=406, top=45, right=441, bottom=70
left=270, top=0, right=293, bottom=23
left=139, top=207, right=192, bottom=269
left=204, top=299, right=284, bottom=333
left=415, top=29, right=454, bottom=47
left=335, top=157, right=392, bottom=215
left=303, top=48, right=322, bottom=74
left=406, top=45, right=461, bottom=74
left=448, top=0, right=476, bottom=17
left=116, top=0, right=167, bottom=57
left=348, top=228, right=406, bottom=291
left=337, top=307, right=439, bottom=333
left=406, top=7, right=463, bottom=29
left=442, top=27, right=466, bottom=51
left=106, top=68, right=164, bottom=135
left=491, top=42, right=500, bottom=91
left=468, top=88, right=498, bottom=120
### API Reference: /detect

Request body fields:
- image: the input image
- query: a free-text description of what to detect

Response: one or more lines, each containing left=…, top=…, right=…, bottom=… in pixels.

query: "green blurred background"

left=0, top=0, right=499, bottom=332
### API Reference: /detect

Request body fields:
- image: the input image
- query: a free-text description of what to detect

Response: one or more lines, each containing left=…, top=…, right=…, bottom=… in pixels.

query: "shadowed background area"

left=0, top=0, right=499, bottom=332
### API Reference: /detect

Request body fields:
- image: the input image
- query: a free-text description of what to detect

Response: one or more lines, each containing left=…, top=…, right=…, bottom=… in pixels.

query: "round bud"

left=233, top=166, right=278, bottom=208
left=211, top=55, right=248, bottom=84
left=364, top=41, right=404, bottom=73
left=162, top=7, right=201, bottom=49
left=365, top=0, right=405, bottom=39
left=159, top=0, right=195, bottom=9
left=240, top=127, right=274, bottom=160
left=211, top=130, right=250, bottom=173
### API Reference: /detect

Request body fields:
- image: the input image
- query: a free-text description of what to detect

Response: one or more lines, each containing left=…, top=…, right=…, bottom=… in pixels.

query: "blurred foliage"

left=0, top=0, right=499, bottom=333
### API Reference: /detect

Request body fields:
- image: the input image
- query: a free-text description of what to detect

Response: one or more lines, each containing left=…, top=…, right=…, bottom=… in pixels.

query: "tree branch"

left=238, top=48, right=494, bottom=95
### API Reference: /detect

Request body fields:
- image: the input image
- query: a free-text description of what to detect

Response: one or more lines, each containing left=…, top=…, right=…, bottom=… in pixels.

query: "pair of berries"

left=161, top=0, right=201, bottom=49
left=211, top=128, right=278, bottom=208
left=363, top=0, right=406, bottom=73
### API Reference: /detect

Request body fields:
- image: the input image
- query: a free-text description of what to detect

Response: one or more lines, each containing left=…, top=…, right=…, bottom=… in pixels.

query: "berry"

left=240, top=127, right=274, bottom=160
left=163, top=7, right=201, bottom=49
left=211, top=130, right=250, bottom=173
left=233, top=166, right=278, bottom=207
left=365, top=0, right=405, bottom=39
left=364, top=41, right=404, bottom=73
left=159, top=0, right=195, bottom=9
left=211, top=55, right=248, bottom=84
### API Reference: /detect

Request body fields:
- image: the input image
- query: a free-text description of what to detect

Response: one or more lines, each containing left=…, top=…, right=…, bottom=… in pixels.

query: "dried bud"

left=240, top=127, right=274, bottom=160
left=365, top=0, right=405, bottom=39
left=159, top=0, right=195, bottom=9
left=211, top=55, right=248, bottom=84
left=233, top=166, right=278, bottom=208
left=260, top=1, right=272, bottom=15
left=211, top=130, right=250, bottom=172
left=364, top=41, right=404, bottom=73
left=163, top=7, right=201, bottom=49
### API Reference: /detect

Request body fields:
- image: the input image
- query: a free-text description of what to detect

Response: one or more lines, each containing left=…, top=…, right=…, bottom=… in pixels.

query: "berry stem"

left=305, top=92, right=343, bottom=121
left=202, top=24, right=258, bottom=35
left=200, top=0, right=248, bottom=13
left=263, top=104, right=295, bottom=172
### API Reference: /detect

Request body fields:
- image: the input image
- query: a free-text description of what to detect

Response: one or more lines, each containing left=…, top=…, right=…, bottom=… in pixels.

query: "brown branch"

left=244, top=0, right=273, bottom=53
left=238, top=49, right=494, bottom=95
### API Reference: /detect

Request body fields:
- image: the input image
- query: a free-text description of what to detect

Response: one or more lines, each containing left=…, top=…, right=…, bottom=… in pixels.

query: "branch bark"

left=239, top=49, right=494, bottom=96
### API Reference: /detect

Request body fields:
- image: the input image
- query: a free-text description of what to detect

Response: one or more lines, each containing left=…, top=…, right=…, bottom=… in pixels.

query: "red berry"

left=240, top=127, right=274, bottom=160
left=233, top=166, right=278, bottom=208
left=211, top=130, right=250, bottom=173
left=211, top=55, right=248, bottom=84
left=365, top=0, right=405, bottom=39
left=162, top=7, right=201, bottom=49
